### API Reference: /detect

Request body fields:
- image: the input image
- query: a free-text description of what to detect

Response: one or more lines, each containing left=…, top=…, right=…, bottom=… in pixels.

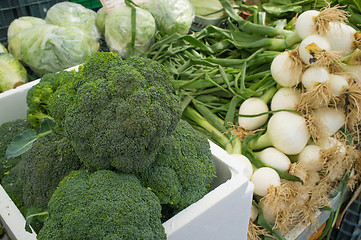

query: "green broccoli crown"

left=20, top=133, right=82, bottom=210
left=26, top=70, right=77, bottom=128
left=78, top=51, right=124, bottom=81
left=37, top=170, right=166, bottom=240
left=64, top=54, right=182, bottom=173
left=0, top=119, right=31, bottom=180
left=139, top=119, right=216, bottom=211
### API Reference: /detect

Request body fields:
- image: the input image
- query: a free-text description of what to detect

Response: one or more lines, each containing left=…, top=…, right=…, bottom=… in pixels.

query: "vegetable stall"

left=0, top=0, right=361, bottom=239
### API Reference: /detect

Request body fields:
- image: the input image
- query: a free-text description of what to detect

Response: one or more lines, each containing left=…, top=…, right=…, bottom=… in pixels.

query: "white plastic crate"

left=0, top=78, right=254, bottom=240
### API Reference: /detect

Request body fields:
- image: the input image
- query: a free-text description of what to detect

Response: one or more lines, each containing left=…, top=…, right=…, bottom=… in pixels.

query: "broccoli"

left=37, top=170, right=167, bottom=240
left=20, top=133, right=82, bottom=210
left=26, top=70, right=77, bottom=128
left=77, top=51, right=124, bottom=81
left=64, top=54, right=182, bottom=172
left=138, top=119, right=216, bottom=212
left=0, top=119, right=31, bottom=180
left=47, top=73, right=87, bottom=133
left=1, top=159, right=26, bottom=214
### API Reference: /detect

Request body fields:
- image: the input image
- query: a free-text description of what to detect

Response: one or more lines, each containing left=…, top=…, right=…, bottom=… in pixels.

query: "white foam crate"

left=0, top=79, right=254, bottom=240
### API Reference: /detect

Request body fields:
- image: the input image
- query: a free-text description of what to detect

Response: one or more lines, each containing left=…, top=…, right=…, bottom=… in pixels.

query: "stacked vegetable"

left=1, top=52, right=216, bottom=238
left=0, top=0, right=197, bottom=93
left=146, top=0, right=361, bottom=239
left=7, top=2, right=100, bottom=77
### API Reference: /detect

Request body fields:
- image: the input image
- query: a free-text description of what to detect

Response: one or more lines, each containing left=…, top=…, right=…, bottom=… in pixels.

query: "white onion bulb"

left=251, top=167, right=281, bottom=197
left=326, top=22, right=356, bottom=57
left=271, top=87, right=301, bottom=111
left=313, top=107, right=345, bottom=136
left=238, top=98, right=269, bottom=130
left=268, top=112, right=310, bottom=155
left=271, top=51, right=303, bottom=87
left=295, top=10, right=320, bottom=39
left=255, top=147, right=291, bottom=172
left=328, top=74, right=349, bottom=96
left=299, top=35, right=331, bottom=65
left=301, top=66, right=329, bottom=89
left=298, top=145, right=323, bottom=171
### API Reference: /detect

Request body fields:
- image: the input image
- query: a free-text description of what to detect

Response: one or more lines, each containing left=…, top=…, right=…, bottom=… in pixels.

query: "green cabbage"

left=104, top=5, right=156, bottom=57
left=45, top=2, right=100, bottom=41
left=0, top=53, right=27, bottom=92
left=96, top=7, right=107, bottom=36
left=8, top=24, right=99, bottom=77
left=7, top=16, right=46, bottom=41
left=139, top=0, right=195, bottom=35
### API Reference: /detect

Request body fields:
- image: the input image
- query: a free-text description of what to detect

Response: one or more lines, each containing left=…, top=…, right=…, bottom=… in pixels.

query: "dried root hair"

left=315, top=3, right=350, bottom=36
left=248, top=222, right=271, bottom=240
left=312, top=47, right=343, bottom=69
left=288, top=47, right=305, bottom=80
left=261, top=180, right=316, bottom=233
left=302, top=109, right=329, bottom=143
left=228, top=122, right=263, bottom=142
left=351, top=151, right=361, bottom=186
left=289, top=162, right=323, bottom=187
left=336, top=78, right=361, bottom=144
left=320, top=138, right=355, bottom=186
left=347, top=171, right=358, bottom=191
left=298, top=83, right=336, bottom=111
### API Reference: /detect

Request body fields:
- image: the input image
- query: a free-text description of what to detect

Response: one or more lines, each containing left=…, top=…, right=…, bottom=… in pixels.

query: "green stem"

left=248, top=131, right=273, bottom=150
left=183, top=106, right=233, bottom=153
left=260, top=86, right=277, bottom=103
left=231, top=137, right=242, bottom=154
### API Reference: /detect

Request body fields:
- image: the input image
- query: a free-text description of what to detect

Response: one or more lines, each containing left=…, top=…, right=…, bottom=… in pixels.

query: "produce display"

left=0, top=0, right=361, bottom=239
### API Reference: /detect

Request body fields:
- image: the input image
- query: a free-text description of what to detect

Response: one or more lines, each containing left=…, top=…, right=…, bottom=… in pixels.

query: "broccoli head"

left=64, top=54, right=182, bottom=172
left=20, top=133, right=82, bottom=210
left=0, top=119, right=31, bottom=180
left=37, top=170, right=166, bottom=240
left=138, top=119, right=216, bottom=211
left=26, top=70, right=77, bottom=128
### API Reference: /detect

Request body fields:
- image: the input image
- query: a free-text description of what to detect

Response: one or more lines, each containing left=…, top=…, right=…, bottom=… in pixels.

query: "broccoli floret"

left=26, top=70, right=77, bottom=128
left=37, top=170, right=166, bottom=240
left=1, top=159, right=26, bottom=214
left=64, top=54, right=182, bottom=172
left=0, top=119, right=31, bottom=180
left=47, top=73, right=87, bottom=133
left=139, top=119, right=216, bottom=211
left=20, top=133, right=82, bottom=210
left=78, top=51, right=124, bottom=81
